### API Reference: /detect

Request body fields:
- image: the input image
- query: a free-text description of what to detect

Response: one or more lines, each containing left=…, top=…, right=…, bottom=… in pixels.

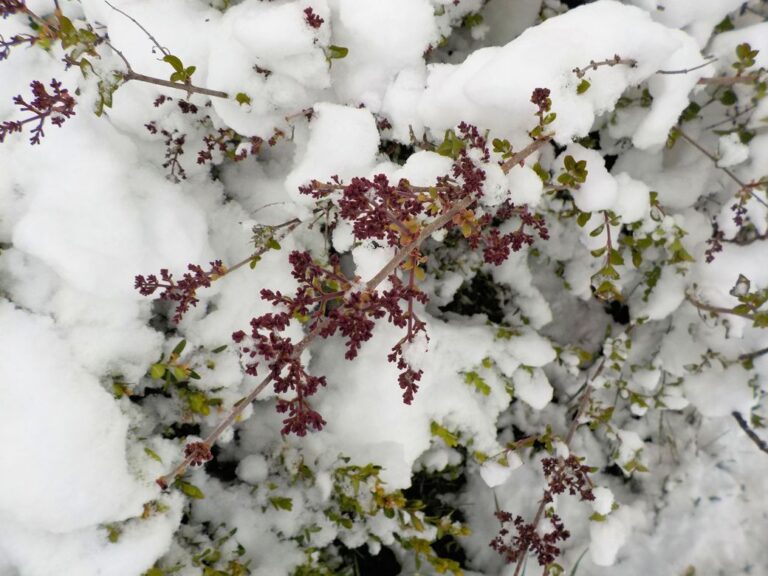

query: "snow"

left=0, top=302, right=155, bottom=532
left=286, top=102, right=380, bottom=211
left=419, top=0, right=709, bottom=149
left=2, top=0, right=768, bottom=574
left=717, top=133, right=749, bottom=168
left=562, top=143, right=618, bottom=212
left=513, top=367, right=554, bottom=410
left=479, top=453, right=522, bottom=488
left=590, top=511, right=628, bottom=566
left=591, top=486, right=615, bottom=516
left=330, top=0, right=438, bottom=109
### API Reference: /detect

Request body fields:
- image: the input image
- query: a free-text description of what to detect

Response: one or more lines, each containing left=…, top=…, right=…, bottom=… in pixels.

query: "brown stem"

left=572, top=55, right=637, bottom=79
left=157, top=136, right=548, bottom=486
left=500, top=135, right=553, bottom=174
left=224, top=219, right=302, bottom=276
left=122, top=70, right=229, bottom=99
left=685, top=292, right=756, bottom=321
left=739, top=345, right=768, bottom=362
left=697, top=74, right=761, bottom=86
left=512, top=352, right=608, bottom=576
left=732, top=411, right=768, bottom=455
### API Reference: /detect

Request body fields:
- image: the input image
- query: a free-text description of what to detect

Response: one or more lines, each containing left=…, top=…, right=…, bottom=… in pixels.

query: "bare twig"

left=732, top=411, right=768, bottom=455
left=657, top=58, right=717, bottom=75
left=104, top=0, right=170, bottom=56
left=738, top=345, right=768, bottom=362
left=675, top=127, right=768, bottom=209
left=685, top=292, right=757, bottom=322
left=572, top=55, right=637, bottom=79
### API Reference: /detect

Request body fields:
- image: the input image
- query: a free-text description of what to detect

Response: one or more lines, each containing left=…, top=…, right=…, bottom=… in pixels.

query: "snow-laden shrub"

left=1, top=1, right=768, bottom=575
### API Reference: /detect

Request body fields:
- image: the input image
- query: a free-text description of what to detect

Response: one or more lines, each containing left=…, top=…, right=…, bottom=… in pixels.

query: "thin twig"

left=685, top=292, right=756, bottom=322
left=657, top=58, right=717, bottom=75
left=104, top=0, right=170, bottom=56
left=738, top=345, right=768, bottom=362
left=572, top=55, right=637, bottom=79
left=156, top=136, right=551, bottom=486
left=705, top=104, right=757, bottom=130
left=732, top=411, right=768, bottom=455
left=675, top=127, right=768, bottom=209
left=512, top=356, right=605, bottom=576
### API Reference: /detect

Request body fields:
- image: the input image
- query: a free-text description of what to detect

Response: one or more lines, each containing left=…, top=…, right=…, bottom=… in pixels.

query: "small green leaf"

left=590, top=247, right=606, bottom=258
left=266, top=238, right=281, bottom=250
left=175, top=479, right=205, bottom=499
left=172, top=340, right=187, bottom=357
left=576, top=212, right=591, bottom=227
left=327, top=45, right=349, bottom=60
left=576, top=79, right=591, bottom=94
left=144, top=447, right=163, bottom=463
left=464, top=371, right=491, bottom=396
left=430, top=421, right=459, bottom=447
left=163, top=54, right=185, bottom=73
left=589, top=224, right=605, bottom=237
left=269, top=496, right=294, bottom=511
left=212, top=345, right=228, bottom=354
left=714, top=15, right=734, bottom=33
left=105, top=524, right=121, bottom=543
left=719, top=89, right=737, bottom=106
left=235, top=92, right=252, bottom=106
left=184, top=66, right=196, bottom=77
left=609, top=249, right=625, bottom=266
left=463, top=12, right=483, bottom=28
left=150, top=364, right=166, bottom=380
left=187, top=391, right=210, bottom=415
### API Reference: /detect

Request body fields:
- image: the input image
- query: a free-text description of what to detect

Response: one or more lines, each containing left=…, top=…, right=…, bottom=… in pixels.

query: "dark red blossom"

left=530, top=87, right=552, bottom=113
left=0, top=0, right=25, bottom=18
left=542, top=455, right=595, bottom=502
left=303, top=6, right=324, bottom=29
left=491, top=455, right=594, bottom=567
left=134, top=260, right=226, bottom=323
left=184, top=441, right=213, bottom=467
left=490, top=513, right=570, bottom=567
left=1, top=79, right=76, bottom=145
left=705, top=223, right=724, bottom=263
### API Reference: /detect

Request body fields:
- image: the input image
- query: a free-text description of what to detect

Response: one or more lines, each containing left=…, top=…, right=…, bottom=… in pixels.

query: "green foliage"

left=463, top=370, right=491, bottom=395
left=437, top=128, right=466, bottom=159
left=174, top=478, right=205, bottom=499
left=463, top=13, right=484, bottom=28
left=326, top=45, right=348, bottom=62
left=431, top=421, right=460, bottom=447
left=163, top=54, right=197, bottom=84
left=557, top=155, right=588, bottom=188
left=235, top=92, right=252, bottom=106
left=733, top=42, right=759, bottom=72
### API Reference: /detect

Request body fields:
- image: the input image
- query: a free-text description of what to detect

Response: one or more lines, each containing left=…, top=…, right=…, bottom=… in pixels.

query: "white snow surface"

left=1, top=0, right=767, bottom=575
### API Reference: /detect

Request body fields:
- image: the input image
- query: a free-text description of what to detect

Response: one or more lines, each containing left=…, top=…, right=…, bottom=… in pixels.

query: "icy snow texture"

left=286, top=102, right=380, bottom=211
left=418, top=0, right=708, bottom=149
